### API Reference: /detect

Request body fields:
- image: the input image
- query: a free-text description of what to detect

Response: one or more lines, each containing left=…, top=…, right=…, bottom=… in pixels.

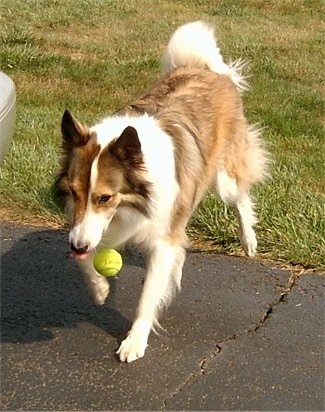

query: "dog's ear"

left=61, top=109, right=91, bottom=147
left=109, top=126, right=143, bottom=165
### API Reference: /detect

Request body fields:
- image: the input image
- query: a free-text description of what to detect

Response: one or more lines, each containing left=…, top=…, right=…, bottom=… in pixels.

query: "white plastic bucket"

left=0, top=72, right=16, bottom=164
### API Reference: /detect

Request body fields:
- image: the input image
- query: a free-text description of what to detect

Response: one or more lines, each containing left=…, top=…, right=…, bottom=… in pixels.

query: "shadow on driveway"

left=1, top=224, right=133, bottom=344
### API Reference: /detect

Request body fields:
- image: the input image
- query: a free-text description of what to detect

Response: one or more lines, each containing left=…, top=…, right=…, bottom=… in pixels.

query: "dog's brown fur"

left=55, top=66, right=267, bottom=244
left=113, top=67, right=264, bottom=242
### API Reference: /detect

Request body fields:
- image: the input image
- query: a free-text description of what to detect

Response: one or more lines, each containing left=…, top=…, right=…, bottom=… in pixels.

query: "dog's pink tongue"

left=69, top=251, right=89, bottom=260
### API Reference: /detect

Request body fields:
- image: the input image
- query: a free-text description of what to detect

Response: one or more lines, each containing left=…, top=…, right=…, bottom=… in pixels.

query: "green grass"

left=0, top=0, right=324, bottom=269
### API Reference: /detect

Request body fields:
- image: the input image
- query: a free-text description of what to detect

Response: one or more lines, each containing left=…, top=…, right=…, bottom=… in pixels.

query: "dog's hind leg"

left=76, top=254, right=110, bottom=305
left=234, top=193, right=257, bottom=257
left=214, top=169, right=257, bottom=257
left=170, top=245, right=186, bottom=291
left=117, top=240, right=184, bottom=362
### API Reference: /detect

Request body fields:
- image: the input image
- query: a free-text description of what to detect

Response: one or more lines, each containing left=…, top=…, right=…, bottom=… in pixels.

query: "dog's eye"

left=98, top=194, right=111, bottom=205
left=70, top=187, right=78, bottom=199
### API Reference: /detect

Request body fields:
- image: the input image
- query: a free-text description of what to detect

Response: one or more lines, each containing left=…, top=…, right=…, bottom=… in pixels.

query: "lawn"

left=0, top=0, right=324, bottom=269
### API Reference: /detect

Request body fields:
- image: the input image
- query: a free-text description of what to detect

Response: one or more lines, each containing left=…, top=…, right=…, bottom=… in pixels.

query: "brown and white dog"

left=54, top=21, right=269, bottom=362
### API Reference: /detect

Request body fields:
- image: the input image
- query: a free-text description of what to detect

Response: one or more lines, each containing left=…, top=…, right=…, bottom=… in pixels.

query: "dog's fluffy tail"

left=162, top=20, right=247, bottom=91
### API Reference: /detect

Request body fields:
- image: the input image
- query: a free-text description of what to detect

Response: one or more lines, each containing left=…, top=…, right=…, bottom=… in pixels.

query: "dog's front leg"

left=117, top=239, right=179, bottom=363
left=76, top=254, right=110, bottom=305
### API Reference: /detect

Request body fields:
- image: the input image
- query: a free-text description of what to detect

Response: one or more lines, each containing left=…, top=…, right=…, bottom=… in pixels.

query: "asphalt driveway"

left=1, top=223, right=324, bottom=411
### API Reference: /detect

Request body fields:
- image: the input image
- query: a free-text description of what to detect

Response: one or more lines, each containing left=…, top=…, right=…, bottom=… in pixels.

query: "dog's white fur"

left=58, top=21, right=269, bottom=362
left=70, top=115, right=184, bottom=361
left=69, top=115, right=178, bottom=252
left=162, top=20, right=248, bottom=90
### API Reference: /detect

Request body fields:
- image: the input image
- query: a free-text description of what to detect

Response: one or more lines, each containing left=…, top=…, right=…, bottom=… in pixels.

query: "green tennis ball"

left=93, top=248, right=123, bottom=277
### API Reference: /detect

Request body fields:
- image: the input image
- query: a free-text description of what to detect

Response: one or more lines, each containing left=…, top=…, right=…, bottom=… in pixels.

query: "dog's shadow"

left=0, top=225, right=144, bottom=344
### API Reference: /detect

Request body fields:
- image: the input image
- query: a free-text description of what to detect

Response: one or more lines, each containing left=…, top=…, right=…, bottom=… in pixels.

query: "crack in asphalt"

left=162, top=269, right=298, bottom=410
left=251, top=269, right=297, bottom=334
left=161, top=341, right=222, bottom=411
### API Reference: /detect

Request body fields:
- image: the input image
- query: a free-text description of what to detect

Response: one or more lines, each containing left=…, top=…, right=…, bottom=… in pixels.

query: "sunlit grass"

left=0, top=0, right=324, bottom=269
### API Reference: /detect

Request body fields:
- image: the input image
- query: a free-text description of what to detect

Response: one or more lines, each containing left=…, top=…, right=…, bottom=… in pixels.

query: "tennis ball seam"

left=93, top=248, right=123, bottom=277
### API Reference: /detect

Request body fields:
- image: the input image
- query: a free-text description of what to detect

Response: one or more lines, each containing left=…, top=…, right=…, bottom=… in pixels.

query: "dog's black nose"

left=70, top=243, right=89, bottom=254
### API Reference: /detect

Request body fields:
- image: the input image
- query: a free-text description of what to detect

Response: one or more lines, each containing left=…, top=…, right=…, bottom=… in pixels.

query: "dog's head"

left=54, top=110, right=151, bottom=256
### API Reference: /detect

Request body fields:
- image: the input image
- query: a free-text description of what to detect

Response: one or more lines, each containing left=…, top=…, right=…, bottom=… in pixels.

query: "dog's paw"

left=240, top=229, right=257, bottom=258
left=116, top=333, right=148, bottom=363
left=90, top=277, right=110, bottom=305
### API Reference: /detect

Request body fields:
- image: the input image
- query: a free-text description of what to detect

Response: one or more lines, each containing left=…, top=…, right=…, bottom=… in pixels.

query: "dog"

left=54, top=21, right=269, bottom=362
